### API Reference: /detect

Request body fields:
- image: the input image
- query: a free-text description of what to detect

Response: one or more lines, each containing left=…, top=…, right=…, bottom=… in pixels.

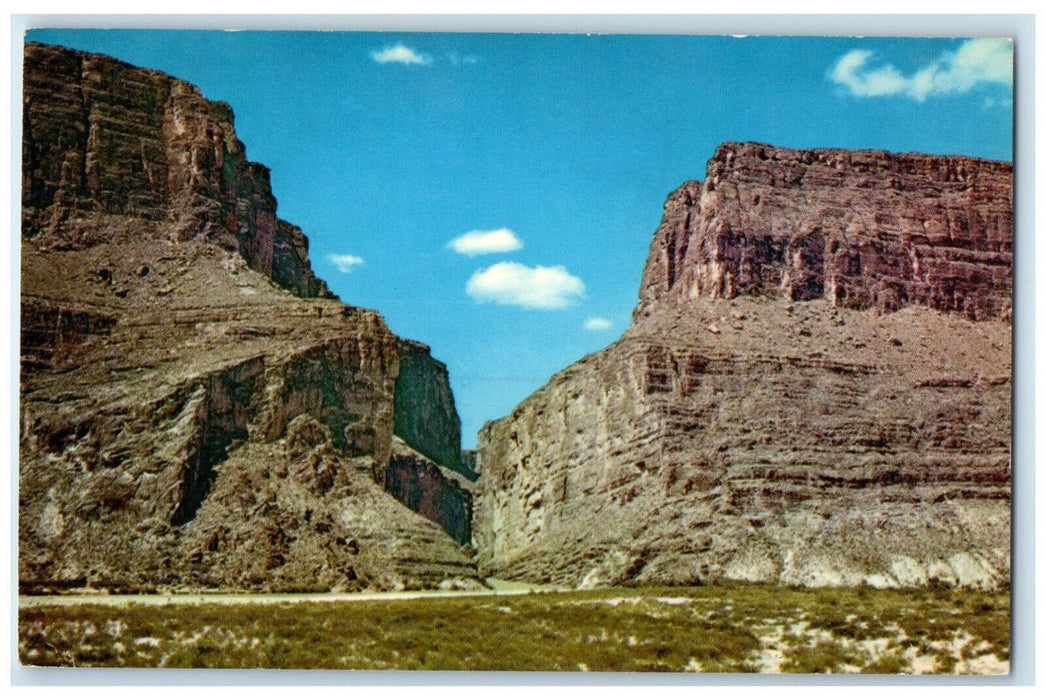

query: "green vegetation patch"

left=18, top=585, right=1009, bottom=673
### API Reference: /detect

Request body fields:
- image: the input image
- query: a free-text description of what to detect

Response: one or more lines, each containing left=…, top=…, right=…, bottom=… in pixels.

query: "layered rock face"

left=20, top=44, right=476, bottom=593
left=637, top=143, right=1012, bottom=321
left=22, top=42, right=330, bottom=299
left=385, top=342, right=477, bottom=546
left=475, top=144, right=1011, bottom=590
left=384, top=439, right=474, bottom=546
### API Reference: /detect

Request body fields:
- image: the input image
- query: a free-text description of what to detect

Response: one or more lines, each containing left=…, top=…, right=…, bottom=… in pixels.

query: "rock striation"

left=19, top=43, right=476, bottom=593
left=637, top=143, right=1012, bottom=321
left=384, top=438, right=474, bottom=546
left=22, top=42, right=330, bottom=299
left=475, top=143, right=1012, bottom=590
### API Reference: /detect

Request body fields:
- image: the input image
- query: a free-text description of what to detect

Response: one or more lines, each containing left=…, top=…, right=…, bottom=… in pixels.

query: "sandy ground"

left=17, top=578, right=567, bottom=608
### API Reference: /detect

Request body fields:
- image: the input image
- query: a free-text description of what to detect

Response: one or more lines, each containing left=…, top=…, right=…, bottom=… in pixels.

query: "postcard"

left=17, top=25, right=1014, bottom=675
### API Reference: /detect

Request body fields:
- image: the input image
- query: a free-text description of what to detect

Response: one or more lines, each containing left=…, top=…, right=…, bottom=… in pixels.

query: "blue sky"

left=25, top=30, right=1014, bottom=447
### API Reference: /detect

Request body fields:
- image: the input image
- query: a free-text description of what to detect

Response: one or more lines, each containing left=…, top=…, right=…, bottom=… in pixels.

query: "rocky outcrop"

left=19, top=241, right=480, bottom=593
left=20, top=298, right=117, bottom=372
left=383, top=439, right=474, bottom=546
left=19, top=44, right=477, bottom=593
left=22, top=42, right=330, bottom=299
left=394, top=340, right=475, bottom=479
left=475, top=144, right=1012, bottom=590
left=636, top=143, right=1012, bottom=321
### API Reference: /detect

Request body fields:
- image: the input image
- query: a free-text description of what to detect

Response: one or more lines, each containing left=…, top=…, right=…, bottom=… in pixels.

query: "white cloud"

left=447, top=228, right=523, bottom=256
left=830, top=38, right=1012, bottom=102
left=447, top=52, right=480, bottom=67
left=326, top=253, right=364, bottom=273
left=371, top=44, right=432, bottom=66
left=983, top=96, right=1012, bottom=110
left=584, top=317, right=614, bottom=331
left=466, top=262, right=585, bottom=309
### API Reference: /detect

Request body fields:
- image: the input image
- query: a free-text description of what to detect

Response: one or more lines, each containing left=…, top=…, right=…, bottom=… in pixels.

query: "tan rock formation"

left=19, top=43, right=476, bottom=593
left=475, top=144, right=1012, bottom=590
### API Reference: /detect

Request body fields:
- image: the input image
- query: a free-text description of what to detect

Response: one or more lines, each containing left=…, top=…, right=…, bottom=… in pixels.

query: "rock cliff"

left=394, top=340, right=476, bottom=479
left=22, top=42, right=330, bottom=299
left=637, top=143, right=1012, bottom=320
left=475, top=143, right=1012, bottom=590
left=384, top=438, right=474, bottom=546
left=19, top=43, right=476, bottom=593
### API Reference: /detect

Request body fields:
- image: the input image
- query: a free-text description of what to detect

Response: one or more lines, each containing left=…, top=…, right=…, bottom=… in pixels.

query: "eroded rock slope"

left=20, top=43, right=476, bottom=593
left=475, top=143, right=1012, bottom=590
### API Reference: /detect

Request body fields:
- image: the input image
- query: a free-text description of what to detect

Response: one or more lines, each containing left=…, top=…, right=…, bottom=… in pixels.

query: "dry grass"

left=19, top=584, right=1009, bottom=673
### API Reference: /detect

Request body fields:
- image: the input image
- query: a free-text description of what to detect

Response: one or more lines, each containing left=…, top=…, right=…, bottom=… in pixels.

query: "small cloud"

left=447, top=228, right=523, bottom=256
left=830, top=38, right=1012, bottom=102
left=371, top=44, right=432, bottom=66
left=447, top=52, right=480, bottom=67
left=982, top=96, right=1012, bottom=110
left=466, top=262, right=585, bottom=309
left=326, top=253, right=364, bottom=273
left=584, top=317, right=614, bottom=331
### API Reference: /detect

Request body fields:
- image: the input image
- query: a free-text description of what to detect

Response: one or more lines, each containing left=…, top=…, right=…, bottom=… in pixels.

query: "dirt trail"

left=18, top=579, right=566, bottom=608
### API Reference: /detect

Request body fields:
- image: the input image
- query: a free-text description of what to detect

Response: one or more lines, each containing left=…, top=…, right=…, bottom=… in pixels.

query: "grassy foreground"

left=19, top=585, right=1009, bottom=673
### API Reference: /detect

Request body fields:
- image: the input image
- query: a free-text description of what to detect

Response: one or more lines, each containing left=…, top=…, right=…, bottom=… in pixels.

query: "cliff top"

left=637, top=141, right=1012, bottom=321
left=710, top=141, right=1012, bottom=170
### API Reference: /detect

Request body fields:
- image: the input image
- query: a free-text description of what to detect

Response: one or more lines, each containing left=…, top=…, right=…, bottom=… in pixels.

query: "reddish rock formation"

left=475, top=143, right=1012, bottom=590
left=636, top=143, right=1012, bottom=321
left=22, top=42, right=330, bottom=299
left=384, top=438, right=474, bottom=546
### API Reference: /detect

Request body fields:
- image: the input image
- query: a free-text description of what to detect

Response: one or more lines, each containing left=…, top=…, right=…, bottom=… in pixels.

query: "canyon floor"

left=18, top=585, right=1009, bottom=674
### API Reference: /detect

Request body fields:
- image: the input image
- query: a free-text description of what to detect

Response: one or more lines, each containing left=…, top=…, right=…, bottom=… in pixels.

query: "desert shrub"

left=782, top=639, right=860, bottom=673
left=861, top=652, right=909, bottom=675
left=18, top=584, right=1009, bottom=672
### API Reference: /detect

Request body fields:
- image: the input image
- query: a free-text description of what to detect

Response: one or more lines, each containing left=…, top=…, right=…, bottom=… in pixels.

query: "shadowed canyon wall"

left=393, top=340, right=476, bottom=480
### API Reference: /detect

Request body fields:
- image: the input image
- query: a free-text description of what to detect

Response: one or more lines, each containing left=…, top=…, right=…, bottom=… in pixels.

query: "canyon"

left=19, top=44, right=1012, bottom=595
